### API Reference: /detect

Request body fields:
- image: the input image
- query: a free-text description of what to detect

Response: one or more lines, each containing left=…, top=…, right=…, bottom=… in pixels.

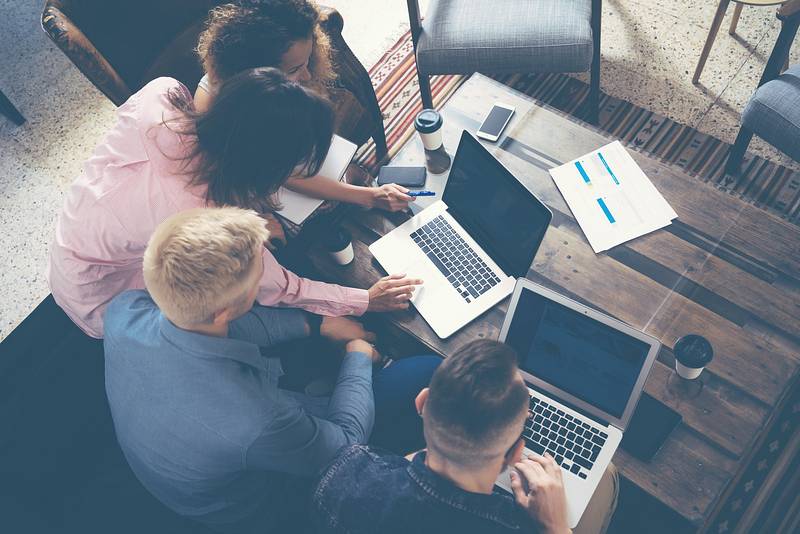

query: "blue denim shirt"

left=103, top=290, right=375, bottom=533
left=311, top=445, right=539, bottom=534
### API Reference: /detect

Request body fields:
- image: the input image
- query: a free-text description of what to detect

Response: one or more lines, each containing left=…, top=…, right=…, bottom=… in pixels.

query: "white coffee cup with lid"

left=414, top=109, right=444, bottom=150
left=673, top=334, right=714, bottom=380
left=327, top=227, right=354, bottom=266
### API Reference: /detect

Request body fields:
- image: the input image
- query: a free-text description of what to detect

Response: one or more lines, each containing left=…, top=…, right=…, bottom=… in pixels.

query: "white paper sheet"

left=275, top=135, right=357, bottom=225
left=549, top=141, right=677, bottom=253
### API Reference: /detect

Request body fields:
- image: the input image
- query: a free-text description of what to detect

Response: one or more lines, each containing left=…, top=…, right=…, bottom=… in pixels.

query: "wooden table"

left=310, top=74, right=800, bottom=529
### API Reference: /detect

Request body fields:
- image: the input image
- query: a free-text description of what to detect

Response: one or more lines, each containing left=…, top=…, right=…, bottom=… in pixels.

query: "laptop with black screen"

left=495, top=278, right=660, bottom=528
left=369, top=131, right=552, bottom=338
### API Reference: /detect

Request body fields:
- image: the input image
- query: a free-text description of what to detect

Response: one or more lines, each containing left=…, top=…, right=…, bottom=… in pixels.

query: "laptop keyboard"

left=524, top=395, right=608, bottom=479
left=409, top=215, right=501, bottom=303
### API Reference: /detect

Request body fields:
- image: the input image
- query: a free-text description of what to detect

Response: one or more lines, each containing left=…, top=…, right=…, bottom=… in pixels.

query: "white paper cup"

left=329, top=242, right=354, bottom=265
left=675, top=361, right=704, bottom=380
left=419, top=130, right=443, bottom=150
left=673, top=334, right=713, bottom=381
left=415, top=109, right=444, bottom=150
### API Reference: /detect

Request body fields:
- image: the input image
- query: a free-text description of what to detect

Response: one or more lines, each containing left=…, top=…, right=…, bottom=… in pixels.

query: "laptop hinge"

left=529, top=384, right=610, bottom=428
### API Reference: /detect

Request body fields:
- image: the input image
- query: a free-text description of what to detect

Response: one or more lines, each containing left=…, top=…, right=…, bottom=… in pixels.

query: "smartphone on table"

left=476, top=102, right=515, bottom=142
left=377, top=166, right=427, bottom=187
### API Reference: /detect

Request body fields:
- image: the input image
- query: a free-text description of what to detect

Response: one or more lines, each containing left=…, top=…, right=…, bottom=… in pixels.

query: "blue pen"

left=408, top=190, right=436, bottom=197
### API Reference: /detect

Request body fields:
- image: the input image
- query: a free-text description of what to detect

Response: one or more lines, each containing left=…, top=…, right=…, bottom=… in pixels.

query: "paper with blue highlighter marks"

left=549, top=141, right=677, bottom=253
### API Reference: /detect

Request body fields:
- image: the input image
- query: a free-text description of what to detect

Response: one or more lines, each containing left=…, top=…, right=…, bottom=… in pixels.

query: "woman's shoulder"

left=129, top=77, right=191, bottom=107
left=119, top=77, right=191, bottom=129
left=116, top=78, right=197, bottom=169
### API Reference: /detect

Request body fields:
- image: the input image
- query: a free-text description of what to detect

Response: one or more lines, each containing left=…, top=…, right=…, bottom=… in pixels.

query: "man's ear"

left=212, top=306, right=234, bottom=327
left=415, top=388, right=430, bottom=416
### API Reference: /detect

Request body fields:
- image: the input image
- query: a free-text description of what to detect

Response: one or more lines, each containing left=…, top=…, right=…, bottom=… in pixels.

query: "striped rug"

left=355, top=32, right=800, bottom=226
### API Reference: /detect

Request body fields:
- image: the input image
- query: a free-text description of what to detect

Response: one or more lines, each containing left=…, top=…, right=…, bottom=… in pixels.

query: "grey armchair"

left=406, top=0, right=602, bottom=123
left=726, top=0, right=800, bottom=175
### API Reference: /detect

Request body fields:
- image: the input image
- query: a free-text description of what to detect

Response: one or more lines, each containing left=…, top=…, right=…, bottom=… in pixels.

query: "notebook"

left=275, top=135, right=357, bottom=225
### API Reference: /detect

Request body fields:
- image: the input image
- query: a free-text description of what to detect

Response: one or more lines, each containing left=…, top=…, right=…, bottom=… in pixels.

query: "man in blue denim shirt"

left=311, top=340, right=618, bottom=534
left=104, top=207, right=438, bottom=533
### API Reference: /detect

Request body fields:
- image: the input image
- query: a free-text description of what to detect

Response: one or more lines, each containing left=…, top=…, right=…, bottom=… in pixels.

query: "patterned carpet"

left=354, top=32, right=800, bottom=533
left=355, top=32, right=800, bottom=226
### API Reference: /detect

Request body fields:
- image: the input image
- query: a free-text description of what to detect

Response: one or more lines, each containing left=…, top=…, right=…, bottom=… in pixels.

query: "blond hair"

left=143, top=207, right=269, bottom=327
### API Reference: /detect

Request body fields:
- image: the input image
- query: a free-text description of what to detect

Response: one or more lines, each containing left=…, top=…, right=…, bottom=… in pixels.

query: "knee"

left=604, top=462, right=620, bottom=504
left=409, top=355, right=442, bottom=382
left=606, top=463, right=619, bottom=487
left=411, top=354, right=443, bottom=371
left=390, top=354, right=442, bottom=374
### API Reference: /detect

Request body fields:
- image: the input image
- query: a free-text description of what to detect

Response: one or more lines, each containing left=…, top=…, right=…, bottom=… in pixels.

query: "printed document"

left=275, top=135, right=357, bottom=225
left=549, top=141, right=677, bottom=253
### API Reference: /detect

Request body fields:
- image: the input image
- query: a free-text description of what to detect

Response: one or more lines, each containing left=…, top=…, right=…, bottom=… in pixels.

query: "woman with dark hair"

left=173, top=67, right=333, bottom=211
left=48, top=68, right=421, bottom=339
left=194, top=0, right=413, bottom=226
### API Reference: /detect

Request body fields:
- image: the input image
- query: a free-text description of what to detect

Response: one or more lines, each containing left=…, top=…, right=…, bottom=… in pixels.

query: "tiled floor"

left=0, top=0, right=797, bottom=340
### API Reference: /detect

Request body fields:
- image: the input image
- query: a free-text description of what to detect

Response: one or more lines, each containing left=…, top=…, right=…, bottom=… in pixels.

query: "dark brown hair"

left=167, top=67, right=334, bottom=211
left=425, top=339, right=529, bottom=466
left=197, top=0, right=334, bottom=88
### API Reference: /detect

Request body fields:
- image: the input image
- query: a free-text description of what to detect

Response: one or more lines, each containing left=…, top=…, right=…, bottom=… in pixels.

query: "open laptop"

left=369, top=131, right=552, bottom=338
left=495, top=278, right=660, bottom=528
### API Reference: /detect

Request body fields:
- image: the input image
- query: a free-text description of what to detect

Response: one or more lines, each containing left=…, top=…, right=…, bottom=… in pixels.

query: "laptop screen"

left=504, top=286, right=651, bottom=419
left=443, top=132, right=552, bottom=277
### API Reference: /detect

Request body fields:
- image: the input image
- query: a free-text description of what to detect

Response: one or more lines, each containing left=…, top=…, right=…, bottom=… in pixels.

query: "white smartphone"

left=476, top=102, right=515, bottom=142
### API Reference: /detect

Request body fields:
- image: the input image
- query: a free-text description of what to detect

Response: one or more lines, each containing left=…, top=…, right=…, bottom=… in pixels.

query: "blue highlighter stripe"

left=597, top=152, right=620, bottom=185
left=597, top=198, right=615, bottom=223
left=575, top=161, right=591, bottom=185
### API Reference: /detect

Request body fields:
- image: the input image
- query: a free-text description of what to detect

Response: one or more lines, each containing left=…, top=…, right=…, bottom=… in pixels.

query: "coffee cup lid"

left=673, top=334, right=713, bottom=368
left=326, top=227, right=351, bottom=252
left=414, top=109, right=442, bottom=134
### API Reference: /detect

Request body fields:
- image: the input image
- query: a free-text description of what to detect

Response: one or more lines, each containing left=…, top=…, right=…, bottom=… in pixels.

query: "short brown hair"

left=424, top=340, right=529, bottom=467
left=143, top=207, right=269, bottom=327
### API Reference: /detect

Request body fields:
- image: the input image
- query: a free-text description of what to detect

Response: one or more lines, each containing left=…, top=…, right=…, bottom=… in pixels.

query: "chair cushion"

left=416, top=0, right=593, bottom=75
left=742, top=64, right=800, bottom=162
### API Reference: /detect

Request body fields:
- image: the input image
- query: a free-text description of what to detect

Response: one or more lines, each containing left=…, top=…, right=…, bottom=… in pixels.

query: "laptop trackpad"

left=398, top=253, right=460, bottom=309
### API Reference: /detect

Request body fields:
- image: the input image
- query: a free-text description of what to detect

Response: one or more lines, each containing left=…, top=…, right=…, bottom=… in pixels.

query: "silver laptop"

left=369, top=132, right=552, bottom=338
left=495, top=279, right=660, bottom=528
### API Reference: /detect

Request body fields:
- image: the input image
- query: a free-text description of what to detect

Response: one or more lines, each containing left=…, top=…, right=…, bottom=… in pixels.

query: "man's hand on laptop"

left=345, top=339, right=382, bottom=364
left=370, top=184, right=414, bottom=212
left=320, top=317, right=376, bottom=344
left=510, top=454, right=571, bottom=534
left=367, top=274, right=423, bottom=312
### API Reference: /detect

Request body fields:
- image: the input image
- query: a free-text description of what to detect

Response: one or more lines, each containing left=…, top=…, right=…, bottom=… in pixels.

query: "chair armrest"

left=41, top=3, right=131, bottom=106
left=314, top=4, right=386, bottom=157
left=779, top=0, right=800, bottom=19
left=318, top=5, right=344, bottom=36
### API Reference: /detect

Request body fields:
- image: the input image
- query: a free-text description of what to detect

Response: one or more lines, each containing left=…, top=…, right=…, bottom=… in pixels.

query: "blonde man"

left=103, top=207, right=440, bottom=534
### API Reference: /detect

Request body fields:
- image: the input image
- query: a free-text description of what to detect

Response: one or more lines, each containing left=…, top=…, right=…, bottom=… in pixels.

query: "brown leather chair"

left=40, top=0, right=387, bottom=160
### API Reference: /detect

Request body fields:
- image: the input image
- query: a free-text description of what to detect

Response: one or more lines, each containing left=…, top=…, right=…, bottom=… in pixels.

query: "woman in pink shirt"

left=48, top=68, right=421, bottom=338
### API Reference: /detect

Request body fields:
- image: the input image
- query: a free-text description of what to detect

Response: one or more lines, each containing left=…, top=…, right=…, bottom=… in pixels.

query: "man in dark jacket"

left=310, top=339, right=618, bottom=534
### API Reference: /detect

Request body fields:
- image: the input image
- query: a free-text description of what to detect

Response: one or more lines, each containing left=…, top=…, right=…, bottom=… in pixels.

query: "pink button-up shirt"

left=48, top=78, right=368, bottom=338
